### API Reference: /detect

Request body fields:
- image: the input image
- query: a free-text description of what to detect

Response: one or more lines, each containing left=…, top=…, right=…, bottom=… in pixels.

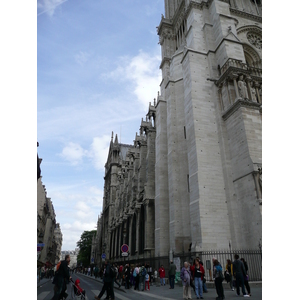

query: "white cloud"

left=37, top=0, right=68, bottom=17
left=74, top=51, right=92, bottom=66
left=60, top=142, right=88, bottom=165
left=89, top=136, right=110, bottom=170
left=104, top=50, right=161, bottom=110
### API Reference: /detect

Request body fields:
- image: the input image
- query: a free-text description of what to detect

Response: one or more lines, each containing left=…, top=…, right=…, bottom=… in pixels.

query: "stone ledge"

left=222, top=99, right=261, bottom=121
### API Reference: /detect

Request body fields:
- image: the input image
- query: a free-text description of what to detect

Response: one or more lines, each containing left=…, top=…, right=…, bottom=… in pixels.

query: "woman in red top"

left=158, top=265, right=166, bottom=285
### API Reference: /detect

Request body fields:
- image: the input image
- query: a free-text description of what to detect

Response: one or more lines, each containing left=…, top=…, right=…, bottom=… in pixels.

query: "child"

left=74, top=279, right=86, bottom=297
left=145, top=273, right=150, bottom=290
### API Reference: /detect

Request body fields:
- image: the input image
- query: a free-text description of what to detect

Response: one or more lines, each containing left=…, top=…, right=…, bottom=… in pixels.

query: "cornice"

left=222, top=99, right=261, bottom=121
left=230, top=8, right=262, bottom=23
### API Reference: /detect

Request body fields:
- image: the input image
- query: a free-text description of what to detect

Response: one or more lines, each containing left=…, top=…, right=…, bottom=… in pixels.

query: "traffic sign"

left=101, top=253, right=106, bottom=259
left=37, top=243, right=45, bottom=247
left=121, top=244, right=129, bottom=253
left=121, top=252, right=128, bottom=257
left=91, top=257, right=94, bottom=263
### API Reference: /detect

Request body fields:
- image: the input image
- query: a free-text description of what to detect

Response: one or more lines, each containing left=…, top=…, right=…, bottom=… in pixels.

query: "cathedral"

left=94, top=0, right=262, bottom=273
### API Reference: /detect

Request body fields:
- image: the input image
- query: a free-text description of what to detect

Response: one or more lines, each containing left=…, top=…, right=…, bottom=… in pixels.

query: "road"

left=37, top=274, right=262, bottom=300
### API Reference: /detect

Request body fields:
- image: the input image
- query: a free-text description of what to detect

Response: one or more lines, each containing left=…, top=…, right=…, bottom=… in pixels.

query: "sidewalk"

left=78, top=273, right=261, bottom=299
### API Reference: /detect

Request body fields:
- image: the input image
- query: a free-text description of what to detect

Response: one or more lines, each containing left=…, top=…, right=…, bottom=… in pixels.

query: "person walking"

left=113, top=263, right=121, bottom=288
left=180, top=262, right=192, bottom=300
left=51, top=254, right=72, bottom=300
left=199, top=261, right=208, bottom=293
left=159, top=265, right=166, bottom=286
left=154, top=269, right=158, bottom=286
left=232, top=254, right=249, bottom=297
left=124, top=264, right=130, bottom=289
left=169, top=260, right=176, bottom=289
left=134, top=264, right=140, bottom=290
left=240, top=258, right=251, bottom=296
left=145, top=273, right=150, bottom=290
left=94, top=260, right=115, bottom=300
left=225, top=259, right=234, bottom=291
left=139, top=263, right=147, bottom=291
left=94, top=265, right=99, bottom=279
left=213, top=258, right=225, bottom=300
left=193, top=258, right=204, bottom=299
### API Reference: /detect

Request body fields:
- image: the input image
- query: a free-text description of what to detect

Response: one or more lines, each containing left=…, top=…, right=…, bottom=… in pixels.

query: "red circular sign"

left=121, top=244, right=129, bottom=253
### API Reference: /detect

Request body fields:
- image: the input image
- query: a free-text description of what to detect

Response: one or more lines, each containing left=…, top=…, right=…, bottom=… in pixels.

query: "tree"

left=76, top=230, right=97, bottom=267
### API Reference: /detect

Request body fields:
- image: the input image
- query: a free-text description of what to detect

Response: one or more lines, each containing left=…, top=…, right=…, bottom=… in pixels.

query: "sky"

left=37, top=0, right=164, bottom=251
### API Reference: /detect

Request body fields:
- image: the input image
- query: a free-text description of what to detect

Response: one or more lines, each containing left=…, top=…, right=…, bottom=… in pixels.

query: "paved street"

left=37, top=274, right=262, bottom=300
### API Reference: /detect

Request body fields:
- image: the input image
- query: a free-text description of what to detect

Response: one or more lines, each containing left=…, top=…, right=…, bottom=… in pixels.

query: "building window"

left=184, top=126, right=186, bottom=139
left=187, top=174, right=190, bottom=193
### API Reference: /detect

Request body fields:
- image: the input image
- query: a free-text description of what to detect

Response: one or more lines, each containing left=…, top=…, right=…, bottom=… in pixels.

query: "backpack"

left=142, top=267, right=147, bottom=276
left=133, top=269, right=137, bottom=277
left=110, top=266, right=117, bottom=278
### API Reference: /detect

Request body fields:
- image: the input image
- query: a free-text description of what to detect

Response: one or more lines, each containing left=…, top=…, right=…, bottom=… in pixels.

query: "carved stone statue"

left=258, top=167, right=262, bottom=191
left=250, top=81, right=257, bottom=102
left=238, top=75, right=249, bottom=99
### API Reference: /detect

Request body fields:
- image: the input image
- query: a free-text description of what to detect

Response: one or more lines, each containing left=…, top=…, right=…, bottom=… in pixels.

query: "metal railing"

left=110, top=248, right=262, bottom=281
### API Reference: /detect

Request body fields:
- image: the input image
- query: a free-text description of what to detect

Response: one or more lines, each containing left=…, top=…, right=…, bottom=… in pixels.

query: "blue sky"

left=37, top=0, right=164, bottom=251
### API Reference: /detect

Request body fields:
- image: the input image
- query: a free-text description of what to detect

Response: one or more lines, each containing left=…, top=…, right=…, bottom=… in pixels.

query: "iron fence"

left=111, top=248, right=262, bottom=281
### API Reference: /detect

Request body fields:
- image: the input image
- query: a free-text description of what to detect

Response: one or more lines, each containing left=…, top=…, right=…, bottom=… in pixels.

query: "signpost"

left=121, top=244, right=129, bottom=253
left=121, top=252, right=128, bottom=257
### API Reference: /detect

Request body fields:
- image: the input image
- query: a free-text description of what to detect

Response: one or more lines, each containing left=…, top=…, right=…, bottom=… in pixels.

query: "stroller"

left=70, top=278, right=88, bottom=300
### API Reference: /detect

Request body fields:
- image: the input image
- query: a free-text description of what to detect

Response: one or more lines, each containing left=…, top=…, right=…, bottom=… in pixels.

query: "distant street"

left=37, top=273, right=262, bottom=300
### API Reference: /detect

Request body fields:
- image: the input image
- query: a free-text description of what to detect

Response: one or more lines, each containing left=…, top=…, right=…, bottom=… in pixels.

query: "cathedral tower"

left=156, top=0, right=262, bottom=255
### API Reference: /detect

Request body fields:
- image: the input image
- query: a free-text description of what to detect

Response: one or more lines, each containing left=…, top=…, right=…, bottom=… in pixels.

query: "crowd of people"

left=49, top=254, right=253, bottom=300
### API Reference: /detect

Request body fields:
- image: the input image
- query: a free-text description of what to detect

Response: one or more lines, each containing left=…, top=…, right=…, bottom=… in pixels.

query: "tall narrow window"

left=184, top=126, right=186, bottom=139
left=187, top=174, right=190, bottom=193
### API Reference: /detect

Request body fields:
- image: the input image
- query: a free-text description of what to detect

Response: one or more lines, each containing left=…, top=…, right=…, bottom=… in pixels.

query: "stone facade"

left=37, top=152, right=61, bottom=267
left=97, top=0, right=262, bottom=264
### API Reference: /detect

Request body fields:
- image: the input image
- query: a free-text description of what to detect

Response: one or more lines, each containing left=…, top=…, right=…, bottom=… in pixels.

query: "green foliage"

left=76, top=230, right=97, bottom=267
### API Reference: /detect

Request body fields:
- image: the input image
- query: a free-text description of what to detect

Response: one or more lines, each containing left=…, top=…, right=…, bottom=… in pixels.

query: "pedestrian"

left=145, top=273, right=150, bottom=290
left=125, top=264, right=130, bottom=289
left=130, top=266, right=135, bottom=287
left=94, top=259, right=115, bottom=300
left=51, top=254, right=72, bottom=300
left=158, top=265, right=166, bottom=286
left=199, top=261, right=208, bottom=293
left=88, top=266, right=91, bottom=276
left=232, top=254, right=249, bottom=297
left=139, top=263, right=147, bottom=291
left=225, top=259, right=234, bottom=291
left=119, top=264, right=124, bottom=286
left=193, top=258, right=204, bottom=299
left=180, top=262, right=192, bottom=300
left=134, top=264, right=140, bottom=290
left=189, top=260, right=196, bottom=294
left=240, top=258, right=251, bottom=296
left=113, top=263, right=121, bottom=288
left=154, top=269, right=158, bottom=285
left=169, top=260, right=176, bottom=289
left=213, top=258, right=225, bottom=300
left=94, top=265, right=99, bottom=279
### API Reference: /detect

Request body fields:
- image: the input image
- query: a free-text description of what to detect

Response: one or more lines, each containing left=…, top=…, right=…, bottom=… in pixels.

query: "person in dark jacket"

left=240, top=258, right=251, bottom=296
left=95, top=260, right=115, bottom=300
left=232, top=254, right=249, bottom=297
left=51, top=255, right=71, bottom=300
left=169, top=260, right=176, bottom=289
left=124, top=264, right=130, bottom=289
left=213, top=258, right=224, bottom=300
